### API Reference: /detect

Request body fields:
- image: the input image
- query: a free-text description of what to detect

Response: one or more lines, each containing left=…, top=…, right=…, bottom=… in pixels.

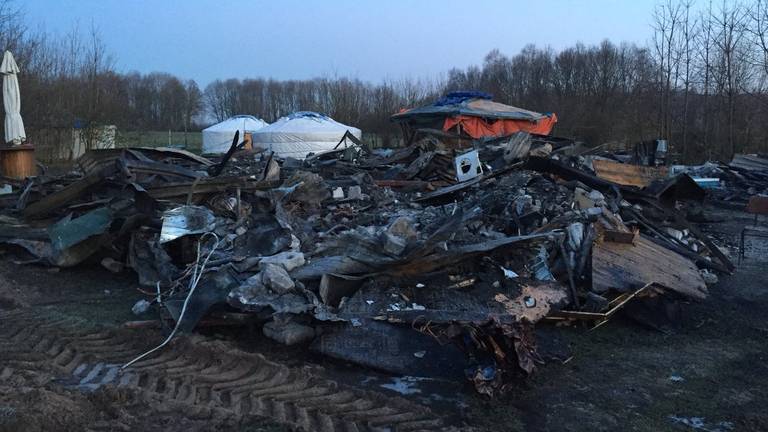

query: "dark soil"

left=0, top=205, right=766, bottom=431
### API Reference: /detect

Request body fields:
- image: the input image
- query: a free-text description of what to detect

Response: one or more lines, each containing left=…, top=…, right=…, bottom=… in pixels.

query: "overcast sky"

left=24, top=0, right=658, bottom=86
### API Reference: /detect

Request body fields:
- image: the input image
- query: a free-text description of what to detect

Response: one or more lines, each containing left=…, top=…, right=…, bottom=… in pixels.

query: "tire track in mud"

left=0, top=308, right=446, bottom=432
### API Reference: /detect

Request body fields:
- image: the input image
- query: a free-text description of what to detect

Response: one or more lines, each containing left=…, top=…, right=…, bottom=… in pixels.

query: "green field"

left=113, top=130, right=402, bottom=155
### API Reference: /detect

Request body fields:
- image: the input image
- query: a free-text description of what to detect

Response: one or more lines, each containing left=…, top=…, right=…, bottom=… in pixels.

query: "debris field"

left=1, top=92, right=768, bottom=431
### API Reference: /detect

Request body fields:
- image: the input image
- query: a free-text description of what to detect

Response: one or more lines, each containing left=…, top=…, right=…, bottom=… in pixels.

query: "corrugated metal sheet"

left=729, top=154, right=768, bottom=172
left=592, top=234, right=707, bottom=300
left=592, top=159, right=668, bottom=188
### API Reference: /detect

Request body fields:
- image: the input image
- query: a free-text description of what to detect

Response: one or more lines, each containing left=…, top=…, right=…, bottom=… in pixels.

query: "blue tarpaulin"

left=434, top=91, right=493, bottom=106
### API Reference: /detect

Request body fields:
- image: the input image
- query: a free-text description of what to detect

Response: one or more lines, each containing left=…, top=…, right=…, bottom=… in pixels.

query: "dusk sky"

left=24, top=0, right=659, bottom=86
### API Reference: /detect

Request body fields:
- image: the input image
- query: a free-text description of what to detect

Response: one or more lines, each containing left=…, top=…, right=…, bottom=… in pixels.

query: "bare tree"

left=712, top=1, right=750, bottom=157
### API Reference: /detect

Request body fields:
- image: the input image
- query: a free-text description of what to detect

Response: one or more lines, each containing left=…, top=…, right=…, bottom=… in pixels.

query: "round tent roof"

left=251, top=111, right=362, bottom=159
left=202, top=115, right=269, bottom=154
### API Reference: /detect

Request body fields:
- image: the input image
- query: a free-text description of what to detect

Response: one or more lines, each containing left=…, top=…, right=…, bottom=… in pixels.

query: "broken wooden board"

left=603, top=228, right=639, bottom=244
left=592, top=159, right=668, bottom=188
left=592, top=234, right=707, bottom=300
left=22, top=168, right=110, bottom=219
left=144, top=177, right=279, bottom=200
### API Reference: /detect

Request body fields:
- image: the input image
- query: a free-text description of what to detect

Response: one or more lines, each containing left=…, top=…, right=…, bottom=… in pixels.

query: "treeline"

left=3, top=0, right=768, bottom=161
left=203, top=77, right=441, bottom=143
left=441, top=0, right=768, bottom=161
left=0, top=1, right=204, bottom=134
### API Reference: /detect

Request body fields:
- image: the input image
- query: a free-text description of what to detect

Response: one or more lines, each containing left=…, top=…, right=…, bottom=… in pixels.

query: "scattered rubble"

left=0, top=122, right=753, bottom=397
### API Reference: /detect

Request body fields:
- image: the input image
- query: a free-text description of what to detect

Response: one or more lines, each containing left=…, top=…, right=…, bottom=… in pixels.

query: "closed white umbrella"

left=0, top=51, right=25, bottom=146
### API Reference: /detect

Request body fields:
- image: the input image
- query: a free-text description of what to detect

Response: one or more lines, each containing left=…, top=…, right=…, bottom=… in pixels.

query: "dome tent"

left=202, top=115, right=269, bottom=154
left=251, top=111, right=362, bottom=159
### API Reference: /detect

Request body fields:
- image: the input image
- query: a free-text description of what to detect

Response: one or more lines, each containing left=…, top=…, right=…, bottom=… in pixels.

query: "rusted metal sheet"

left=746, top=195, right=768, bottom=215
left=592, top=159, right=669, bottom=188
left=592, top=234, right=707, bottom=300
left=78, top=147, right=214, bottom=176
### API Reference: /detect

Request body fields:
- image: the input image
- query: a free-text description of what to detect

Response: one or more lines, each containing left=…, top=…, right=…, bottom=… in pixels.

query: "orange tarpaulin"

left=443, top=113, right=558, bottom=139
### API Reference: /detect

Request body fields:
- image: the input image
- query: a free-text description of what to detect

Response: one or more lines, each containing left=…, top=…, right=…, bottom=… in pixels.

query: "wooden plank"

left=22, top=169, right=108, bottom=219
left=592, top=159, right=668, bottom=188
left=604, top=228, right=639, bottom=244
left=592, top=234, right=707, bottom=300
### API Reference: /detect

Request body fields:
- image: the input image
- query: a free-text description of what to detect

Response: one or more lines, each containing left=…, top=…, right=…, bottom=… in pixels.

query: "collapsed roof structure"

left=251, top=111, right=362, bottom=159
left=391, top=91, right=558, bottom=142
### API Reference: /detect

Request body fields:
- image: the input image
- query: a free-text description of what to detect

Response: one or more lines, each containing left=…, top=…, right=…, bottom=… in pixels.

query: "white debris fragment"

left=332, top=187, right=344, bottom=199
left=131, top=299, right=151, bottom=316
left=523, top=296, right=537, bottom=308
left=500, top=266, right=519, bottom=279
left=413, top=350, right=426, bottom=358
left=380, top=376, right=428, bottom=395
left=289, top=234, right=301, bottom=250
left=669, top=416, right=734, bottom=432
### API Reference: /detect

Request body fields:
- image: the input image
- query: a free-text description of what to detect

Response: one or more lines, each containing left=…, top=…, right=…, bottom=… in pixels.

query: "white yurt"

left=202, top=115, right=269, bottom=154
left=251, top=111, right=362, bottom=159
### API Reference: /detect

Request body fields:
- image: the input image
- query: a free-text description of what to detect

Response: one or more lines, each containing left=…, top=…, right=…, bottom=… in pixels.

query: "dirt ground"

left=0, top=205, right=766, bottom=431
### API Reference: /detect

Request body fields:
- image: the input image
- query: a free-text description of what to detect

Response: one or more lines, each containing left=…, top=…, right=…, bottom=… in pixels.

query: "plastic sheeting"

left=443, top=114, right=557, bottom=139
left=202, top=115, right=268, bottom=154
left=251, top=111, right=362, bottom=159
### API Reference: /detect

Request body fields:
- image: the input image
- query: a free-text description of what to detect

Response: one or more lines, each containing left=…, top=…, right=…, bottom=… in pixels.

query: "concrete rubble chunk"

left=101, top=257, right=124, bottom=273
left=258, top=251, right=305, bottom=272
left=587, top=190, right=606, bottom=205
left=263, top=317, right=315, bottom=345
left=348, top=185, right=363, bottom=200
left=381, top=231, right=407, bottom=256
left=261, top=263, right=295, bottom=294
left=387, top=216, right=418, bottom=241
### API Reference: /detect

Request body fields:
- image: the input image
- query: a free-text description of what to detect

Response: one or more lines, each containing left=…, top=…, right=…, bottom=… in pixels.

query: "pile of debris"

left=0, top=130, right=736, bottom=397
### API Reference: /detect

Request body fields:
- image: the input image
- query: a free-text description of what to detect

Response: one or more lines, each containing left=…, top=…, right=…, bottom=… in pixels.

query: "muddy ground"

left=0, top=205, right=766, bottom=431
